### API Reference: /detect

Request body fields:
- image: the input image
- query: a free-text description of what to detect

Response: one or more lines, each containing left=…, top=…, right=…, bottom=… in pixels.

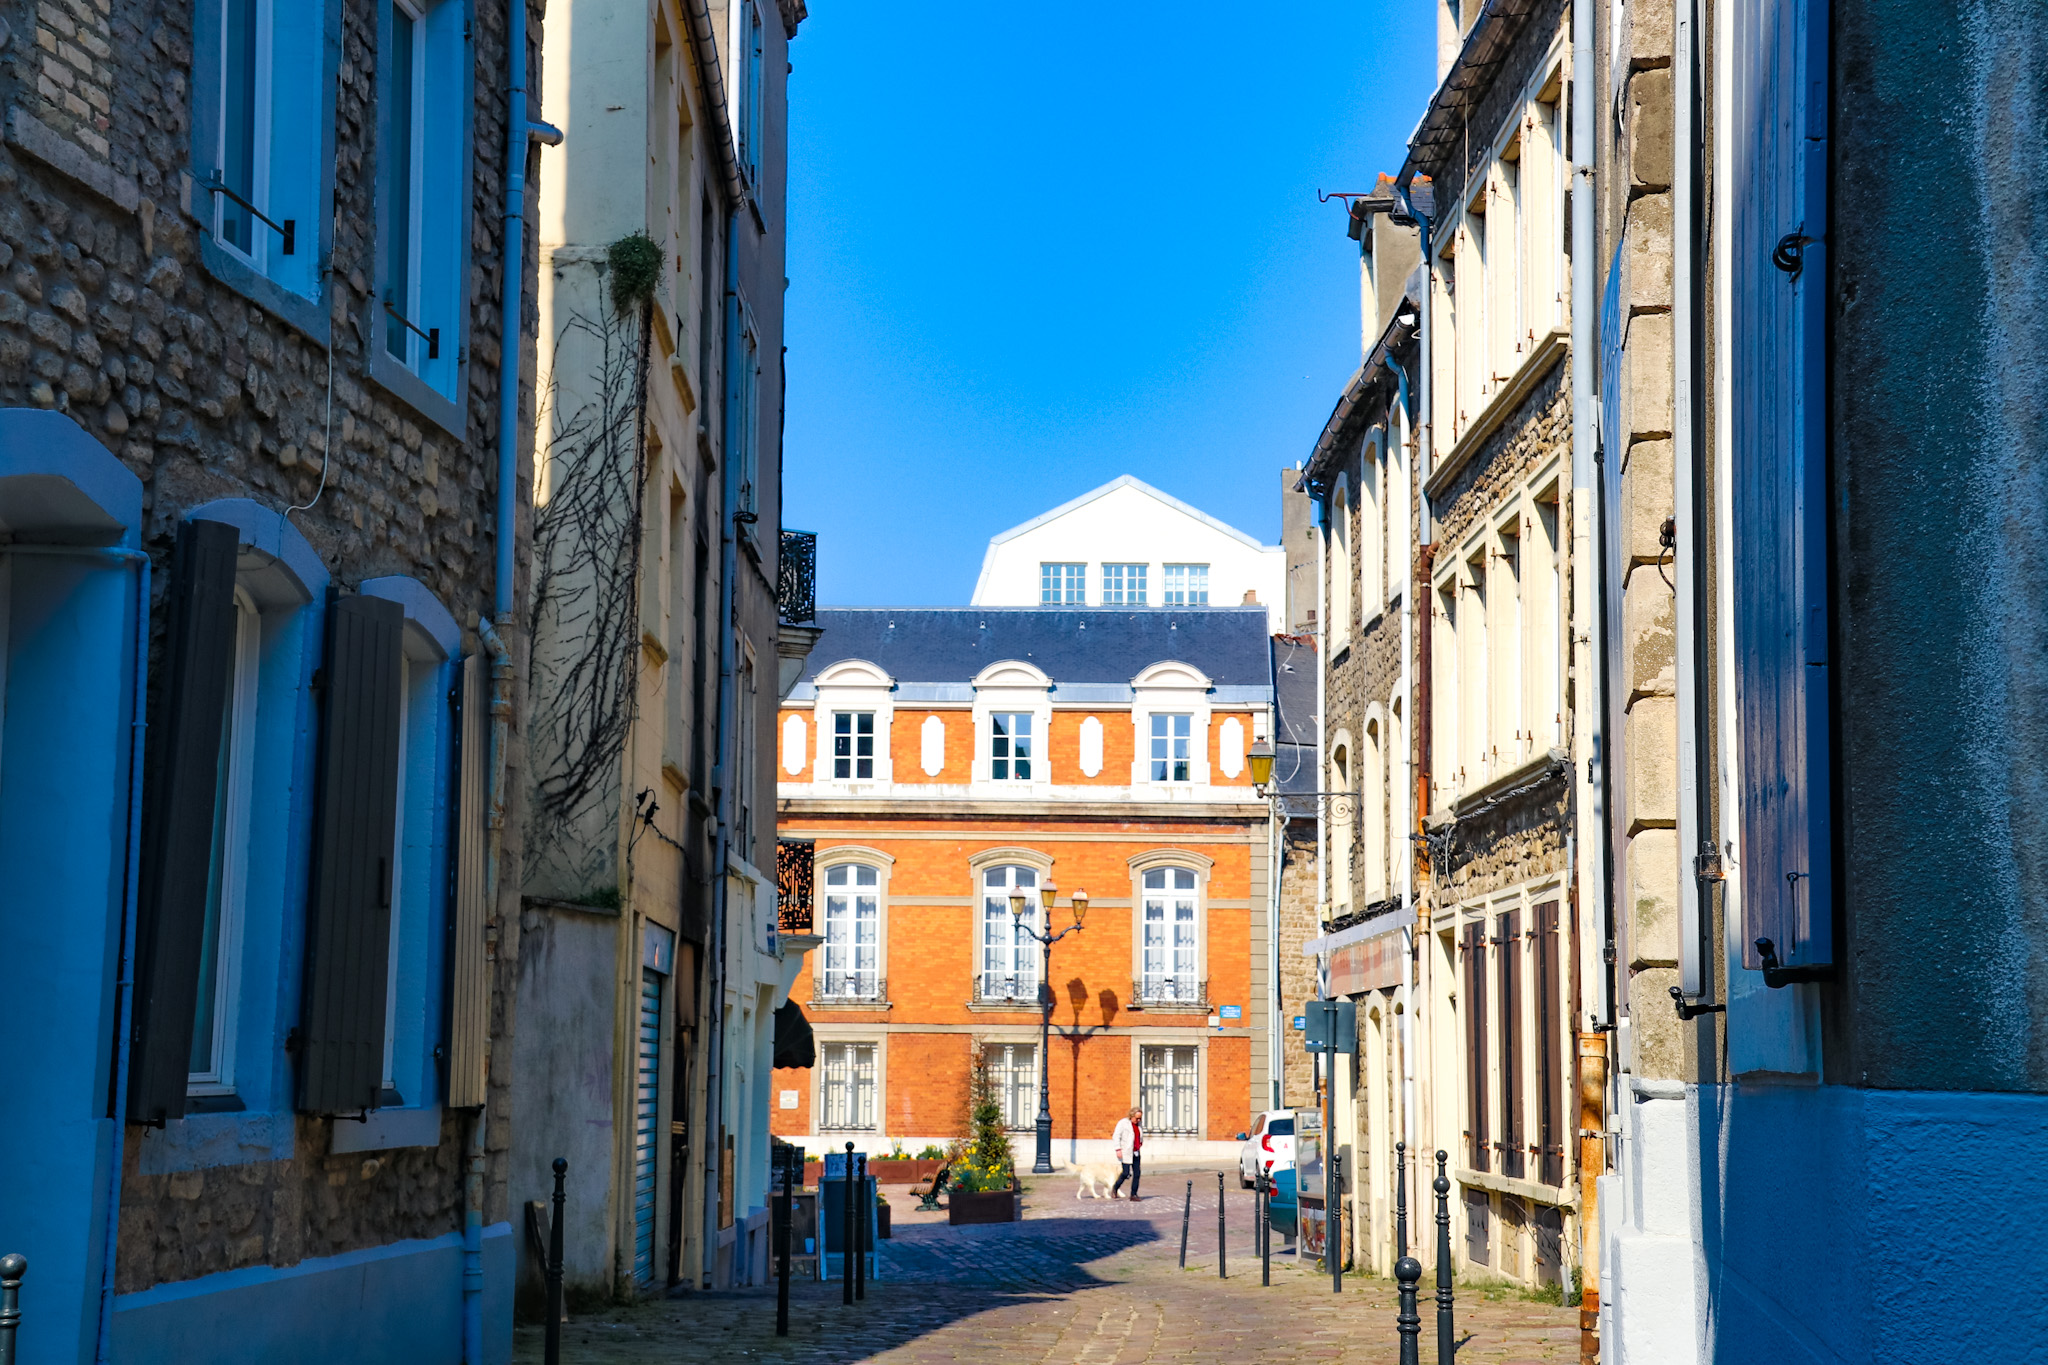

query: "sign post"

left=1301, top=999, right=1355, bottom=1294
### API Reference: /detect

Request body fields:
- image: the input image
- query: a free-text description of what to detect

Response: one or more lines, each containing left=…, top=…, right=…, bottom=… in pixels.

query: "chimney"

left=1242, top=590, right=1260, bottom=606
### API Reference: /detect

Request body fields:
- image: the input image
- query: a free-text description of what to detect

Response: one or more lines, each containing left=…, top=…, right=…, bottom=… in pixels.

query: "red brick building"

left=771, top=608, right=1275, bottom=1162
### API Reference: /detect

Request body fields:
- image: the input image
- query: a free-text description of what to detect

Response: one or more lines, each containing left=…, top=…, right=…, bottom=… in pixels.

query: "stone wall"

left=1276, top=816, right=1320, bottom=1109
left=0, top=0, right=542, bottom=1290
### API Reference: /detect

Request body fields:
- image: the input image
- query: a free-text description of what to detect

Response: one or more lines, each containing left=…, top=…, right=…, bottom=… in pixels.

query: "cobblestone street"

left=513, top=1173, right=1579, bottom=1364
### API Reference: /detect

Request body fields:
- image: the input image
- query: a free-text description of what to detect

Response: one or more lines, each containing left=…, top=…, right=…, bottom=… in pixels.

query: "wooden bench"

left=911, top=1163, right=953, bottom=1211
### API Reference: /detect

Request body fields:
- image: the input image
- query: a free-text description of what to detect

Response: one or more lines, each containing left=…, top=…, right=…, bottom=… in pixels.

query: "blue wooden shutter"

left=299, top=593, right=404, bottom=1113
left=129, top=518, right=240, bottom=1124
left=1732, top=0, right=1832, bottom=973
left=444, top=652, right=489, bottom=1109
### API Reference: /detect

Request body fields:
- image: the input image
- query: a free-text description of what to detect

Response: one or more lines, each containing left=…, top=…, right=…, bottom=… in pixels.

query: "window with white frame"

left=1365, top=717, right=1387, bottom=903
left=1139, top=868, right=1199, bottom=1003
left=1362, top=449, right=1384, bottom=615
left=820, top=1042, right=876, bottom=1130
left=989, top=711, right=1034, bottom=781
left=202, top=0, right=325, bottom=302
left=1162, top=564, right=1209, bottom=606
left=189, top=589, right=261, bottom=1092
left=832, top=711, right=875, bottom=780
left=986, top=1043, right=1038, bottom=1130
left=819, top=864, right=880, bottom=999
left=730, top=300, right=762, bottom=520
left=1102, top=563, right=1148, bottom=604
left=734, top=0, right=764, bottom=186
left=1139, top=1044, right=1199, bottom=1135
left=1330, top=482, right=1353, bottom=646
left=1330, top=740, right=1354, bottom=913
left=1040, top=562, right=1084, bottom=604
left=978, top=865, right=1039, bottom=1001
left=1150, top=713, right=1192, bottom=782
left=380, top=0, right=466, bottom=401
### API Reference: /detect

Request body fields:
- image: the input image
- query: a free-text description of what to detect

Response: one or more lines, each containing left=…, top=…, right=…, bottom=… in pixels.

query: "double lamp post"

left=1007, top=881, right=1088, bottom=1174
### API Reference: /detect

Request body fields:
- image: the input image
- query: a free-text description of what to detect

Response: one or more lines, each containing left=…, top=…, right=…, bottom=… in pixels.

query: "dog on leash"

left=1074, top=1161, right=1124, bottom=1199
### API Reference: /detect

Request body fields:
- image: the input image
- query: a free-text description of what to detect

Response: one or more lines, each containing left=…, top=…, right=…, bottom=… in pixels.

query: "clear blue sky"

left=783, top=3, right=1436, bottom=607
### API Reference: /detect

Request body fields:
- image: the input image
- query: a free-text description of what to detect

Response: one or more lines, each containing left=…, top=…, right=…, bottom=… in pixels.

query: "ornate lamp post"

left=1009, top=881, right=1088, bottom=1174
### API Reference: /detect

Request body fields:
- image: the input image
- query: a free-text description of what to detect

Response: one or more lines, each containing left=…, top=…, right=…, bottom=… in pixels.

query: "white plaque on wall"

left=1079, top=715, right=1104, bottom=777
left=779, top=1090, right=799, bottom=1110
left=782, top=713, right=807, bottom=776
left=920, top=714, right=946, bottom=775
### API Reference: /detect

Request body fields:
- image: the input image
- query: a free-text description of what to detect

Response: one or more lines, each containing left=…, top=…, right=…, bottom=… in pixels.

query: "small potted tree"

left=948, top=1056, right=1021, bottom=1225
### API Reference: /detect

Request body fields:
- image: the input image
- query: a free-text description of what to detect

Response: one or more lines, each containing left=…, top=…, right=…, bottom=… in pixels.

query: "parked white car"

left=1236, top=1110, right=1296, bottom=1187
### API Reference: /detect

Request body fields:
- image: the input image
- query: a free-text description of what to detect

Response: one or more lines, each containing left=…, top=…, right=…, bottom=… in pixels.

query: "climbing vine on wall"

left=526, top=253, right=655, bottom=891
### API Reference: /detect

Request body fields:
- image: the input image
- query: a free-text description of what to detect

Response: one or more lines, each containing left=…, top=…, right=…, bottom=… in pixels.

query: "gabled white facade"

left=971, top=476, right=1286, bottom=630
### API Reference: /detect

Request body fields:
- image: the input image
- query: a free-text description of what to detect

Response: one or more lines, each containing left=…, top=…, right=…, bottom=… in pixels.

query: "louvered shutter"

left=1533, top=900, right=1563, bottom=1187
left=1732, top=0, right=1832, bottom=972
left=1462, top=922, right=1489, bottom=1173
left=1497, top=910, right=1523, bottom=1180
left=128, top=518, right=240, bottom=1123
left=299, top=594, right=404, bottom=1113
left=445, top=652, right=490, bottom=1109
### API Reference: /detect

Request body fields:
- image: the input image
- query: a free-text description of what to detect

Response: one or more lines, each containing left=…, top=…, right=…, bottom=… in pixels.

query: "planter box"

left=867, top=1158, right=941, bottom=1184
left=948, top=1188, right=1020, bottom=1226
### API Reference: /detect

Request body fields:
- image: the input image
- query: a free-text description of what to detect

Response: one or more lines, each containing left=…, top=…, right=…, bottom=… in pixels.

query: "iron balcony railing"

left=776, top=839, right=814, bottom=934
left=1134, top=976, right=1208, bottom=1008
left=813, top=971, right=884, bottom=1003
left=976, top=973, right=1043, bottom=1005
left=778, top=529, right=817, bottom=624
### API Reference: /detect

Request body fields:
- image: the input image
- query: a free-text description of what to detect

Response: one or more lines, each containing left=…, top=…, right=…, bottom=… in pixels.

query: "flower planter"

left=947, top=1188, right=1020, bottom=1226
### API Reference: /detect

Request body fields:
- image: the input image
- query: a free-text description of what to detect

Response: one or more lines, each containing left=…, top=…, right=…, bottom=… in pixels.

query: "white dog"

left=1074, top=1161, right=1123, bottom=1199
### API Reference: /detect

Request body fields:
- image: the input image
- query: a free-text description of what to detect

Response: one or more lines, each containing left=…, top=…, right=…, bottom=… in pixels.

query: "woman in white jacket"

left=1110, top=1107, right=1144, bottom=1200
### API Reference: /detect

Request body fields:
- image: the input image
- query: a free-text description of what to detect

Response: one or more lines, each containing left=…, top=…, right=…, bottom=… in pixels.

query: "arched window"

left=1331, top=741, right=1354, bottom=912
left=819, top=864, right=881, bottom=999
left=1331, top=480, right=1354, bottom=648
left=978, top=864, right=1040, bottom=1002
left=1366, top=715, right=1387, bottom=903
left=1140, top=867, right=1200, bottom=1003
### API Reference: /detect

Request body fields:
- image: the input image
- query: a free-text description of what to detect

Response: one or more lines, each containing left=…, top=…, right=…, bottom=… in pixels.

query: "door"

left=632, top=967, right=662, bottom=1285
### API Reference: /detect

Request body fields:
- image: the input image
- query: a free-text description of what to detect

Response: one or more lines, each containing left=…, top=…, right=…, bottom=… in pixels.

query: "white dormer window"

left=1150, top=714, right=1192, bottom=782
left=990, top=712, right=1034, bottom=780
left=833, top=711, right=875, bottom=779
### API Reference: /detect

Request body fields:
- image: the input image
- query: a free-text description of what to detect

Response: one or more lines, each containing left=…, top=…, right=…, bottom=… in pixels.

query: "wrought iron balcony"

left=778, top=528, right=817, bottom=624
left=776, top=838, right=814, bottom=934
left=812, top=972, right=886, bottom=1004
left=975, top=973, right=1044, bottom=1005
left=1132, top=976, right=1208, bottom=1009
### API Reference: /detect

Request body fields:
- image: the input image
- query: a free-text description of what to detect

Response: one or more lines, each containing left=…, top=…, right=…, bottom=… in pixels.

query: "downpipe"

left=1387, top=355, right=1418, bottom=1214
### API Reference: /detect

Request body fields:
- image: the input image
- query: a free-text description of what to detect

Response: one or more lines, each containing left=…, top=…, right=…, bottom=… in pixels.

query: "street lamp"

left=1248, top=737, right=1275, bottom=793
left=1011, top=880, right=1088, bottom=1173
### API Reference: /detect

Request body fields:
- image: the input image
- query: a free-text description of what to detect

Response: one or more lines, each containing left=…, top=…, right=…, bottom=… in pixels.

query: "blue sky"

left=783, top=3, right=1436, bottom=607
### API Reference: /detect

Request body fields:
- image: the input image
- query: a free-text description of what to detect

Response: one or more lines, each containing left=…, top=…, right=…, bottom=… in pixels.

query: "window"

left=1149, top=714, right=1192, bottom=782
left=986, top=1043, right=1038, bottom=1130
left=378, top=0, right=466, bottom=404
left=1139, top=1045, right=1199, bottom=1135
left=1362, top=450, right=1384, bottom=613
left=1330, top=741, right=1353, bottom=913
left=731, top=304, right=761, bottom=519
left=819, top=865, right=879, bottom=998
left=1462, top=921, right=1489, bottom=1173
left=1365, top=717, right=1386, bottom=903
left=1140, top=868, right=1199, bottom=1002
left=989, top=712, right=1033, bottom=781
left=736, top=646, right=757, bottom=858
left=1040, top=562, right=1084, bottom=605
left=199, top=0, right=326, bottom=305
left=1497, top=907, right=1524, bottom=1179
left=1102, top=563, right=1147, bottom=604
left=189, top=589, right=261, bottom=1093
left=820, top=1042, right=875, bottom=1130
left=979, top=865, right=1039, bottom=1001
left=733, top=0, right=764, bottom=186
left=832, top=711, right=874, bottom=780
left=1330, top=483, right=1352, bottom=644
left=1162, top=564, right=1209, bottom=606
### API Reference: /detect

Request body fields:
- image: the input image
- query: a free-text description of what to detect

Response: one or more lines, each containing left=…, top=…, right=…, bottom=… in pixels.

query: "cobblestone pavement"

left=513, top=1170, right=1580, bottom=1364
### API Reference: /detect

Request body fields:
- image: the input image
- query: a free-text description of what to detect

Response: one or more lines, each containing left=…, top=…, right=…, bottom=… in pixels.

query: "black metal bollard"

left=1259, top=1173, right=1271, bottom=1286
left=0, top=1253, right=25, bottom=1365
left=842, top=1143, right=855, bottom=1306
left=1216, top=1172, right=1226, bottom=1278
left=544, top=1158, right=566, bottom=1365
left=1396, top=1140, right=1408, bottom=1260
left=1396, top=1254, right=1423, bottom=1365
left=1178, top=1180, right=1192, bottom=1268
left=775, top=1148, right=792, bottom=1337
left=1434, top=1150, right=1454, bottom=1364
left=853, top=1152, right=866, bottom=1302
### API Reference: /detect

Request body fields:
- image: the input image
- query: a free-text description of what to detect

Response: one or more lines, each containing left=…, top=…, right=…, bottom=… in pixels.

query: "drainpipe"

left=476, top=3, right=561, bottom=1356
left=1671, top=0, right=1704, bottom=1010
left=700, top=220, right=742, bottom=1289
left=1313, top=478, right=1328, bottom=1107
left=1386, top=356, right=1417, bottom=1213
left=17, top=543, right=153, bottom=1365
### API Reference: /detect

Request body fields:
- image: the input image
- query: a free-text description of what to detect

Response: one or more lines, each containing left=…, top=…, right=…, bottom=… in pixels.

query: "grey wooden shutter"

left=445, top=652, right=489, bottom=1109
left=1497, top=910, right=1523, bottom=1180
left=1732, top=0, right=1832, bottom=972
left=298, top=593, right=404, bottom=1113
left=1462, top=923, right=1489, bottom=1173
left=128, top=518, right=240, bottom=1123
left=1533, top=900, right=1563, bottom=1187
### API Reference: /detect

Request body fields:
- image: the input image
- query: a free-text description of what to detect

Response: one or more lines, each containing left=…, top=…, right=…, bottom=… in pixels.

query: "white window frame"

left=1330, top=478, right=1353, bottom=649
left=1128, top=850, right=1212, bottom=1006
left=384, top=0, right=429, bottom=370
left=1162, top=563, right=1210, bottom=606
left=970, top=660, right=1052, bottom=794
left=1101, top=562, right=1148, bottom=605
left=1328, top=731, right=1354, bottom=915
left=1137, top=1042, right=1203, bottom=1137
left=831, top=710, right=875, bottom=780
left=818, top=1040, right=877, bottom=1132
left=988, top=710, right=1035, bottom=782
left=189, top=588, right=261, bottom=1095
left=811, top=660, right=894, bottom=787
left=816, top=860, right=884, bottom=1000
left=984, top=1041, right=1040, bottom=1131
left=212, top=0, right=275, bottom=269
left=977, top=863, right=1041, bottom=1003
left=1039, top=562, right=1085, bottom=605
left=1128, top=660, right=1213, bottom=788
left=733, top=0, right=764, bottom=187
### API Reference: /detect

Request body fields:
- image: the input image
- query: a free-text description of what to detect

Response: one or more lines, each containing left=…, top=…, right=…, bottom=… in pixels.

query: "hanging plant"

left=607, top=231, right=663, bottom=313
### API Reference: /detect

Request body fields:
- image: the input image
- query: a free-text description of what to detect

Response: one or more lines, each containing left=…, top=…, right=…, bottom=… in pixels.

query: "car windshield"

left=1268, top=1118, right=1294, bottom=1136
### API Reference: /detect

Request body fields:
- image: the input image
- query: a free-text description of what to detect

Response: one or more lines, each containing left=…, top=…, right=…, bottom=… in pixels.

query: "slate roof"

left=795, top=606, right=1275, bottom=694
left=1270, top=634, right=1321, bottom=804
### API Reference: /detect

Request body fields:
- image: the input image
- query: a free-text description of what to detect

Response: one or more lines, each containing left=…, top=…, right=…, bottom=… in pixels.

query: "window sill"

left=1449, top=747, right=1568, bottom=816
left=1424, top=328, right=1569, bottom=503
left=182, top=1089, right=247, bottom=1114
left=367, top=347, right=466, bottom=441
left=808, top=997, right=891, bottom=1013
left=331, top=1104, right=444, bottom=1154
left=198, top=235, right=330, bottom=345
left=965, top=998, right=1045, bottom=1014
left=1452, top=1164, right=1571, bottom=1208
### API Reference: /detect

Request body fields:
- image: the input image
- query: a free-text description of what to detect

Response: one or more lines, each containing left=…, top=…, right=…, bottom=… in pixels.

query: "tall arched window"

left=1365, top=716, right=1387, bottom=903
left=1331, top=741, right=1354, bottom=912
left=819, top=864, right=881, bottom=999
left=1331, top=480, right=1354, bottom=648
left=978, top=864, right=1040, bottom=1001
left=1139, top=867, right=1200, bottom=1003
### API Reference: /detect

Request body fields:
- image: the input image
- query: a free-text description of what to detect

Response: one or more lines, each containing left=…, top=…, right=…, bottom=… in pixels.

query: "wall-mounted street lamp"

left=1009, top=880, right=1088, bottom=1173
left=1248, top=737, right=1276, bottom=793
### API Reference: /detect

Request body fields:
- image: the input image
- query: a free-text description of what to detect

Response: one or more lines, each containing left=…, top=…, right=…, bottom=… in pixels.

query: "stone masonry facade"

left=0, top=0, right=542, bottom=1291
